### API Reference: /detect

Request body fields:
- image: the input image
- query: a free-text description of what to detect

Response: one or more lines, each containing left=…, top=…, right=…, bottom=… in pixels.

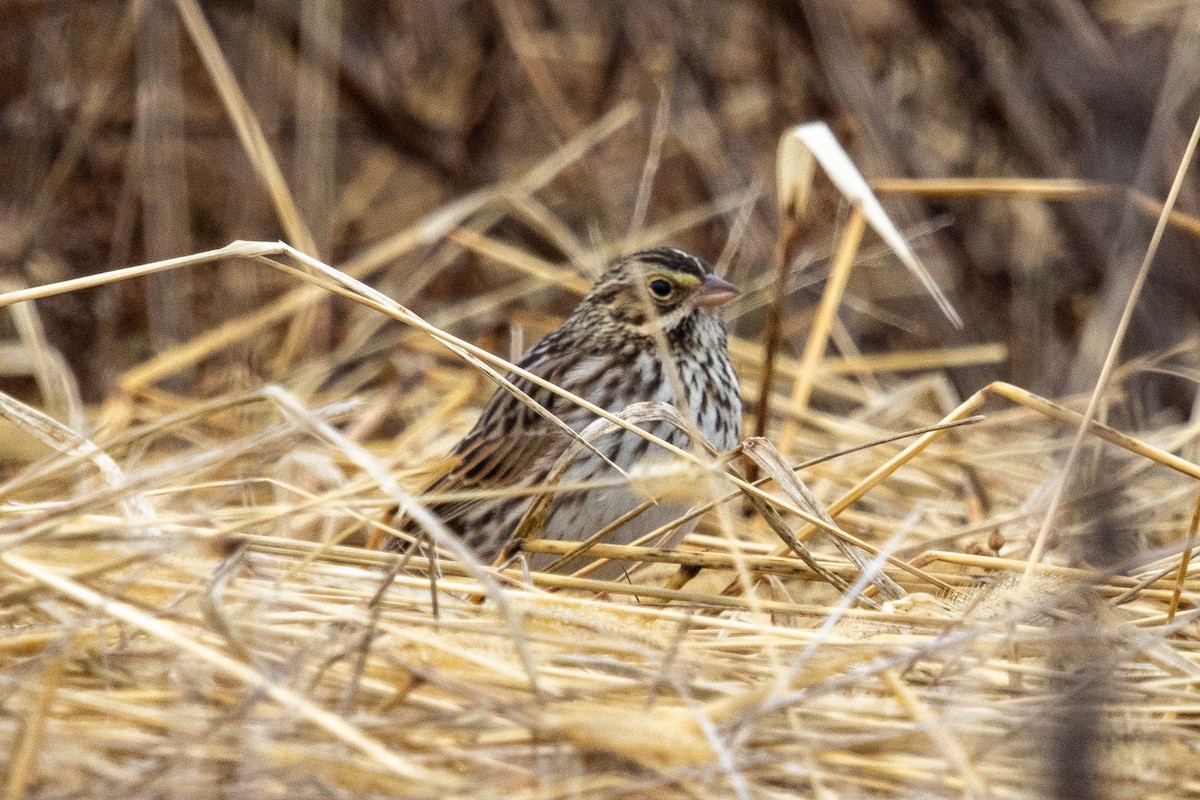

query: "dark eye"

left=648, top=278, right=673, bottom=298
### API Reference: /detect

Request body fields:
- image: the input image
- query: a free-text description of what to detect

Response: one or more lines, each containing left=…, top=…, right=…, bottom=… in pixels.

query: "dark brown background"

left=3, top=0, right=1199, bottom=418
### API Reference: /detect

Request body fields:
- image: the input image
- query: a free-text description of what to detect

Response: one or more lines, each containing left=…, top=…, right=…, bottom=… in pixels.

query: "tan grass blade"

left=741, top=437, right=905, bottom=601
left=3, top=274, right=84, bottom=432
left=778, top=122, right=961, bottom=327
left=0, top=390, right=159, bottom=533
left=174, top=0, right=317, bottom=256
left=778, top=204, right=867, bottom=454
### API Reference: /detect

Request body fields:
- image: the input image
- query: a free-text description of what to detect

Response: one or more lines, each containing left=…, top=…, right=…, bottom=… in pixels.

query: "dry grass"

left=3, top=217, right=1200, bottom=796
left=2, top=352, right=1200, bottom=798
left=4, top=3, right=1200, bottom=798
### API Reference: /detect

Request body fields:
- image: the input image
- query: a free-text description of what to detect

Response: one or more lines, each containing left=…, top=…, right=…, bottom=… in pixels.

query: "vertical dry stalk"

left=287, top=0, right=344, bottom=356
left=1169, top=496, right=1200, bottom=623
left=137, top=1, right=194, bottom=379
left=751, top=212, right=805, bottom=448
left=778, top=202, right=866, bottom=455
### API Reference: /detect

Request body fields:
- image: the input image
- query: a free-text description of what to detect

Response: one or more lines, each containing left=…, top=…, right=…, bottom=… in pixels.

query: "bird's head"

left=585, top=248, right=740, bottom=335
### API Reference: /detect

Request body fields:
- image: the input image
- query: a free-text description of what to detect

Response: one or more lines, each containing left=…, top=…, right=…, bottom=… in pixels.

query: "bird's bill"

left=692, top=274, right=740, bottom=308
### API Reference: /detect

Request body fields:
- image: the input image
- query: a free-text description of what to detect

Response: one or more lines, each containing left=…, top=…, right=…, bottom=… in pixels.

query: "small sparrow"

left=402, top=248, right=741, bottom=574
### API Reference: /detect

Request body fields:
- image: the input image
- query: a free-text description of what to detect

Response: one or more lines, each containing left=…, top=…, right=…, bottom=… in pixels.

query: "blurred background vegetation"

left=3, top=0, right=1200, bottom=418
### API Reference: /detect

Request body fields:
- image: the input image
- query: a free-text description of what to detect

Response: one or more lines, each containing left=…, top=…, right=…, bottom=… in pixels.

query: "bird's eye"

left=648, top=278, right=673, bottom=298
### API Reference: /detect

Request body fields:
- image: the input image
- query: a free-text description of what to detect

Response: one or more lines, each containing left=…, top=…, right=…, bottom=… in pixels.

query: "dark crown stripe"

left=631, top=248, right=710, bottom=277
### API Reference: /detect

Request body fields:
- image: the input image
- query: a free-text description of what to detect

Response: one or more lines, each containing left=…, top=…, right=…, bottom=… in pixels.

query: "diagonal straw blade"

left=778, top=122, right=962, bottom=328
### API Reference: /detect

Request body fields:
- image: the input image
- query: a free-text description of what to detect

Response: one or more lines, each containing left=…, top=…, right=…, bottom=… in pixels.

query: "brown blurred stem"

left=750, top=212, right=808, bottom=459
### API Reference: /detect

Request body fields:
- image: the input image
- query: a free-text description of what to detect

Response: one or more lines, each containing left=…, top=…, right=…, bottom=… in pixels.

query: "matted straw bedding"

left=5, top=2, right=1200, bottom=796
left=2, top=237, right=1200, bottom=799
left=2, top=98, right=1200, bottom=800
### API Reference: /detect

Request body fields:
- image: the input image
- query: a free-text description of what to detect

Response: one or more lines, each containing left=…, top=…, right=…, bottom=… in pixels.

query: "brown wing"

left=420, top=333, right=587, bottom=527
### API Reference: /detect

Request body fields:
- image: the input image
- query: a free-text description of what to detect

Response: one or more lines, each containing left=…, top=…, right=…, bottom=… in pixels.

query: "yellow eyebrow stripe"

left=646, top=271, right=701, bottom=290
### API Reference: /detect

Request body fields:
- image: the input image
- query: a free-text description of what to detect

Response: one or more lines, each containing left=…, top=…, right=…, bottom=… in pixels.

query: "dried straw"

left=4, top=5, right=1200, bottom=797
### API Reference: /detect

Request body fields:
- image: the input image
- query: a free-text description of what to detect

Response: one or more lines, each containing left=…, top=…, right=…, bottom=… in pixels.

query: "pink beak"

left=692, top=274, right=740, bottom=308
